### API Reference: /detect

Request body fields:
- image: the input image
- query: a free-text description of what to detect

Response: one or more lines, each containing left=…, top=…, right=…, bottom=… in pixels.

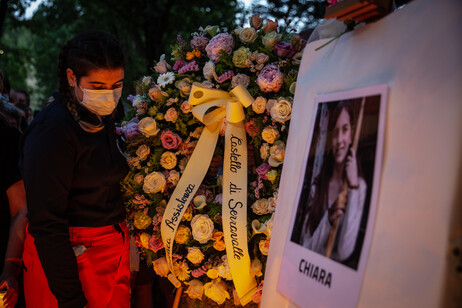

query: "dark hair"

left=306, top=101, right=356, bottom=235
left=58, top=30, right=126, bottom=131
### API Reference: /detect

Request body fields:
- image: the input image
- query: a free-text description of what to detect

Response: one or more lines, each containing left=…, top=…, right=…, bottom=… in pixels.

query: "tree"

left=250, top=0, right=328, bottom=31
left=3, top=0, right=243, bottom=109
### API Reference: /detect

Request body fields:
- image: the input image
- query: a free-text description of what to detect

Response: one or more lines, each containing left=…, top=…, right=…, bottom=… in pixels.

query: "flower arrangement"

left=119, top=14, right=305, bottom=306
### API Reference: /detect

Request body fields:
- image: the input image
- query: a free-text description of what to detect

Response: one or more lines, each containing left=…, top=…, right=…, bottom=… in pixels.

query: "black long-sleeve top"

left=20, top=95, right=128, bottom=308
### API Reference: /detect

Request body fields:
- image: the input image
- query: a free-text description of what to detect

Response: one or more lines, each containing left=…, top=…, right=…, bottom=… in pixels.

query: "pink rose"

left=273, top=41, right=295, bottom=58
left=256, top=163, right=271, bottom=179
left=262, top=19, right=278, bottom=33
left=245, top=120, right=260, bottom=138
left=161, top=130, right=183, bottom=150
left=148, top=236, right=164, bottom=253
left=256, top=64, right=284, bottom=93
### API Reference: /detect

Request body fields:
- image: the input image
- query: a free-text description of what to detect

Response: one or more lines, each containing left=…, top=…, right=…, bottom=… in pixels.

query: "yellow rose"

left=252, top=96, right=267, bottom=114
left=175, top=78, right=192, bottom=97
left=204, top=278, right=230, bottom=305
left=262, top=31, right=282, bottom=49
left=266, top=169, right=278, bottom=183
left=153, top=257, right=170, bottom=277
left=206, top=267, right=219, bottom=280
left=148, top=86, right=168, bottom=102
left=213, top=239, right=226, bottom=251
left=133, top=211, right=152, bottom=230
left=251, top=198, right=272, bottom=215
left=259, top=238, right=270, bottom=256
left=186, top=247, right=205, bottom=265
left=232, top=46, right=251, bottom=68
left=270, top=98, right=292, bottom=123
left=143, top=171, right=166, bottom=194
left=174, top=225, right=191, bottom=244
left=164, top=107, right=178, bottom=123
left=182, top=205, right=193, bottom=221
left=260, top=143, right=270, bottom=161
left=217, top=256, right=232, bottom=280
left=191, top=214, right=214, bottom=244
left=268, top=140, right=285, bottom=167
left=250, top=259, right=263, bottom=277
left=136, top=144, right=150, bottom=161
left=140, top=232, right=150, bottom=249
left=160, top=151, right=177, bottom=170
left=185, top=279, right=204, bottom=300
left=261, top=126, right=279, bottom=144
left=239, top=27, right=258, bottom=44
left=138, top=117, right=160, bottom=137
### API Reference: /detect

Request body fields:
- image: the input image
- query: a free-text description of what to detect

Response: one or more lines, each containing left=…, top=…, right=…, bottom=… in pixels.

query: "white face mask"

left=78, top=86, right=122, bottom=116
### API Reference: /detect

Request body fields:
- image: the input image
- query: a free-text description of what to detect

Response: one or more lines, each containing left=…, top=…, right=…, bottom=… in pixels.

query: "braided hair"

left=58, top=30, right=126, bottom=132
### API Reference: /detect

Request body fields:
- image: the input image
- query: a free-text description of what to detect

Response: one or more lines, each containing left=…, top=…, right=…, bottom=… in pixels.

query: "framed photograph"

left=278, top=84, right=387, bottom=308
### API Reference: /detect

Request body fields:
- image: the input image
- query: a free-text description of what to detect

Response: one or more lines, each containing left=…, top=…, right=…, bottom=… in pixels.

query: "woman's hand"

left=345, top=147, right=359, bottom=188
left=0, top=266, right=19, bottom=308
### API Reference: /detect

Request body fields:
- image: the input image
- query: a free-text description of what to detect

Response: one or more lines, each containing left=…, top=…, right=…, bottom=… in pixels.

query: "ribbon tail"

left=161, top=122, right=221, bottom=275
left=222, top=121, right=257, bottom=305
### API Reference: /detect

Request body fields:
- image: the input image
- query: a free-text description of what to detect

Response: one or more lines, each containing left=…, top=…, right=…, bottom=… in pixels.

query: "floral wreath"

left=118, top=14, right=306, bottom=306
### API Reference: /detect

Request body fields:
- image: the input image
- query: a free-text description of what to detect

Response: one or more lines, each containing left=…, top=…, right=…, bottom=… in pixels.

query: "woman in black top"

left=21, top=30, right=130, bottom=308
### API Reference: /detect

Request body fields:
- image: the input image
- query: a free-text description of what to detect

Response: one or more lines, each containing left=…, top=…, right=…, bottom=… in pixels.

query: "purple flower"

left=190, top=36, right=209, bottom=52
left=205, top=33, right=234, bottom=63
left=178, top=60, right=200, bottom=74
left=173, top=60, right=186, bottom=72
left=256, top=64, right=284, bottom=93
left=273, top=41, right=295, bottom=58
left=256, top=162, right=271, bottom=179
left=216, top=70, right=234, bottom=83
left=126, top=94, right=135, bottom=102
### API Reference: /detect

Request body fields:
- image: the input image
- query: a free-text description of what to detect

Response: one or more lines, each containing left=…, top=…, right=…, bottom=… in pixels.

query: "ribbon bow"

left=160, top=83, right=257, bottom=305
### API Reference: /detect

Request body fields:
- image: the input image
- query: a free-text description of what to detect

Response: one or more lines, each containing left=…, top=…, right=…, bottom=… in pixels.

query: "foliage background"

left=0, top=0, right=411, bottom=111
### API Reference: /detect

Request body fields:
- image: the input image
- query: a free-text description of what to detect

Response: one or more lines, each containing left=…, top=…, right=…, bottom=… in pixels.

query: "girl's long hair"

left=306, top=101, right=356, bottom=235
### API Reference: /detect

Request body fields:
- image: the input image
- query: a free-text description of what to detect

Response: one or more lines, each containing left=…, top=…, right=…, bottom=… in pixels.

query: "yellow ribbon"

left=160, top=84, right=257, bottom=305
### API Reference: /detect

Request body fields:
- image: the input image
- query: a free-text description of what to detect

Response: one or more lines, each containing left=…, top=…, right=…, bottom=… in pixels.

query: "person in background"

left=21, top=30, right=130, bottom=308
left=0, top=71, right=25, bottom=131
left=14, top=89, right=33, bottom=125
left=0, top=74, right=28, bottom=308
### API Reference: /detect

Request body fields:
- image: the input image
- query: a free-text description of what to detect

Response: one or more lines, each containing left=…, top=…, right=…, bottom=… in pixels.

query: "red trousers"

left=23, top=223, right=130, bottom=308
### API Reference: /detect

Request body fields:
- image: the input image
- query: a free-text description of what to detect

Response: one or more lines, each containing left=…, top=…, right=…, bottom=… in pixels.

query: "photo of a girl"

left=291, top=95, right=381, bottom=270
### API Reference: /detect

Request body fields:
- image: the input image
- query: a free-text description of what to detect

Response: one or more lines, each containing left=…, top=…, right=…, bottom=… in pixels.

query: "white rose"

left=160, top=151, right=177, bottom=170
left=252, top=96, right=267, bottom=114
left=261, top=126, right=279, bottom=144
left=231, top=73, right=250, bottom=89
left=138, top=117, right=160, bottom=137
left=204, top=278, right=230, bottom=305
left=239, top=27, right=258, bottom=44
left=260, top=143, right=270, bottom=161
left=185, top=279, right=204, bottom=300
left=164, top=107, right=178, bottom=123
left=217, top=255, right=232, bottom=280
left=190, top=214, right=214, bottom=244
left=152, top=257, right=170, bottom=277
left=186, top=247, right=205, bottom=265
left=203, top=61, right=217, bottom=81
left=270, top=98, right=292, bottom=123
left=136, top=144, right=150, bottom=161
left=168, top=170, right=180, bottom=186
left=251, top=198, right=272, bottom=215
left=143, top=171, right=166, bottom=194
left=268, top=140, right=285, bottom=167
